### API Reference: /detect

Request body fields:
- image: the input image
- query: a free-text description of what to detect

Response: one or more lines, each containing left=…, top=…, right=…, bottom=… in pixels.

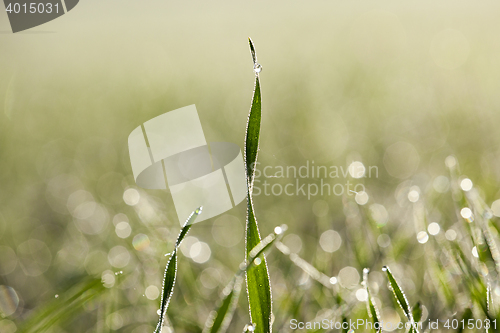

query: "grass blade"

left=204, top=226, right=286, bottom=333
left=412, top=302, right=422, bottom=324
left=382, top=266, right=419, bottom=333
left=244, top=37, right=272, bottom=333
left=457, top=307, right=473, bottom=333
left=245, top=38, right=262, bottom=188
left=154, top=207, right=202, bottom=333
left=363, top=268, right=382, bottom=333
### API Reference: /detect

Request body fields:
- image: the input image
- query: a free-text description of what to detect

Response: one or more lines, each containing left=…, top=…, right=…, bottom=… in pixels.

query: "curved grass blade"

left=154, top=207, right=202, bottom=333
left=363, top=268, right=382, bottom=333
left=382, top=266, right=419, bottom=333
left=244, top=37, right=272, bottom=333
left=204, top=225, right=286, bottom=333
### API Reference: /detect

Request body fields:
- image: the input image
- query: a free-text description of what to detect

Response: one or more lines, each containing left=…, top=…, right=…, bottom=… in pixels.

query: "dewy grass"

left=203, top=225, right=287, bottom=333
left=13, top=40, right=500, bottom=333
left=155, top=38, right=276, bottom=333
left=363, top=268, right=382, bottom=333
left=243, top=37, right=273, bottom=333
left=382, top=265, right=419, bottom=333
left=154, top=207, right=202, bottom=333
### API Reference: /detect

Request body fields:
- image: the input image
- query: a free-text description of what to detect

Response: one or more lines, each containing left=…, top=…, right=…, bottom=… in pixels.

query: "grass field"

left=1, top=1, right=500, bottom=332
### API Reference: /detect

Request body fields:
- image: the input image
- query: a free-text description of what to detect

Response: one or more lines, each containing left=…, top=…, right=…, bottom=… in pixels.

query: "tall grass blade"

left=244, top=37, right=272, bottom=333
left=154, top=207, right=202, bottom=333
left=204, top=226, right=286, bottom=333
left=382, top=266, right=418, bottom=333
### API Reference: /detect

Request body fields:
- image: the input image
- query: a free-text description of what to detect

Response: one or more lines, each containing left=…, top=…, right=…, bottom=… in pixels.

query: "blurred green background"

left=1, top=1, right=500, bottom=332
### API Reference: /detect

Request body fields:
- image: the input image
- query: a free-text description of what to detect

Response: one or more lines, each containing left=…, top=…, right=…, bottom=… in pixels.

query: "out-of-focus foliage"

left=2, top=1, right=500, bottom=332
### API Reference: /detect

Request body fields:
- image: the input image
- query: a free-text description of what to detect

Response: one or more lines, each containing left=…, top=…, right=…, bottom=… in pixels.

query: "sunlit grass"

left=3, top=12, right=500, bottom=332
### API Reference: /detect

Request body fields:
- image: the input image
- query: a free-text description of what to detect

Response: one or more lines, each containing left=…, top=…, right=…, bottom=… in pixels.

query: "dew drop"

left=157, top=309, right=161, bottom=316
left=460, top=178, right=473, bottom=191
left=253, top=63, right=262, bottom=74
left=54, top=294, right=59, bottom=299
left=460, top=207, right=473, bottom=221
left=382, top=266, right=388, bottom=272
left=254, top=257, right=262, bottom=266
left=417, top=231, right=429, bottom=244
left=445, top=155, right=457, bottom=168
left=243, top=323, right=256, bottom=332
left=472, top=246, right=479, bottom=258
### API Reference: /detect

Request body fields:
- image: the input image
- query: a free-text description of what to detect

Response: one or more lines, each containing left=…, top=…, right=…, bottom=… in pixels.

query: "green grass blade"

left=457, top=308, right=472, bottom=333
left=382, top=266, right=418, bottom=333
left=248, top=37, right=257, bottom=66
left=363, top=268, right=382, bottom=333
left=204, top=226, right=286, bottom=333
left=245, top=45, right=262, bottom=188
left=154, top=207, right=202, bottom=333
left=412, top=302, right=422, bottom=324
left=244, top=37, right=272, bottom=333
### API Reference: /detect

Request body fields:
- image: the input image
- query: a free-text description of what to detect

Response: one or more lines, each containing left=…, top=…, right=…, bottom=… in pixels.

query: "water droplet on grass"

left=54, top=294, right=59, bottom=299
left=472, top=246, right=479, bottom=258
left=253, top=63, right=262, bottom=74
left=243, top=323, right=256, bottom=332
left=460, top=178, right=473, bottom=191
left=417, top=231, right=429, bottom=244
left=460, top=207, right=473, bottom=221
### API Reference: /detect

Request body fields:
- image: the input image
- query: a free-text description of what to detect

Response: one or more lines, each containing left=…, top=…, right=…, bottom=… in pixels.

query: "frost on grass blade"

left=154, top=207, right=202, bottom=333
left=244, top=37, right=272, bottom=333
left=382, top=266, right=419, bottom=333
left=203, top=225, right=286, bottom=333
